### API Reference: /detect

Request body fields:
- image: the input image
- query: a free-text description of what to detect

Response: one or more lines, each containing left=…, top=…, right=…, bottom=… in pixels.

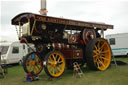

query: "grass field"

left=0, top=58, right=128, bottom=85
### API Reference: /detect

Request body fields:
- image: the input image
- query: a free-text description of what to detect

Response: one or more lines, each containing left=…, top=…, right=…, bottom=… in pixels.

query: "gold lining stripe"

left=31, top=20, right=36, bottom=36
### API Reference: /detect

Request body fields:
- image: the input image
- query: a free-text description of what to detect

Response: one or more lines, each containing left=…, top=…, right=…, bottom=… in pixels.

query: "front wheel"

left=44, top=51, right=66, bottom=78
left=23, top=52, right=43, bottom=74
left=85, top=38, right=112, bottom=71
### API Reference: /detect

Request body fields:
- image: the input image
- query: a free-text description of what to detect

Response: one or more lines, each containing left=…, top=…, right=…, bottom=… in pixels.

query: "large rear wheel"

left=85, top=38, right=111, bottom=71
left=23, top=52, right=43, bottom=74
left=44, top=51, right=66, bottom=78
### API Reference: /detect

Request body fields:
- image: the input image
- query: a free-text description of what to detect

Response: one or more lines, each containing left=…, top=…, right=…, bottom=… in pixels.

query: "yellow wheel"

left=44, top=51, right=66, bottom=78
left=23, top=52, right=43, bottom=74
left=85, top=38, right=111, bottom=71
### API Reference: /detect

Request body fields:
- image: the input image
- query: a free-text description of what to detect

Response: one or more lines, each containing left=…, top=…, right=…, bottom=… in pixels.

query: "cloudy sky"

left=0, top=0, right=128, bottom=42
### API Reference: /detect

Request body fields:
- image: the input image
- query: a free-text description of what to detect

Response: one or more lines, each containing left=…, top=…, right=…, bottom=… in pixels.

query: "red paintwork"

left=62, top=49, right=83, bottom=59
left=73, top=49, right=83, bottom=59
left=62, top=49, right=73, bottom=59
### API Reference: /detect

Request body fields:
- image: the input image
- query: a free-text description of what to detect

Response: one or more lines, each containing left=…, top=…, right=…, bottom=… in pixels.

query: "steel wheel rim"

left=93, top=39, right=111, bottom=70
left=26, top=53, right=43, bottom=74
left=47, top=52, right=65, bottom=77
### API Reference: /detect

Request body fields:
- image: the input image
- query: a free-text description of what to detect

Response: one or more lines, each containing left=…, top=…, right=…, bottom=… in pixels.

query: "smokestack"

left=40, top=0, right=48, bottom=15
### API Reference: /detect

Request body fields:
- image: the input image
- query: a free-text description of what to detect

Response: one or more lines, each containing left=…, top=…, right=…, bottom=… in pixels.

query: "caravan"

left=0, top=41, right=34, bottom=64
left=106, top=33, right=128, bottom=57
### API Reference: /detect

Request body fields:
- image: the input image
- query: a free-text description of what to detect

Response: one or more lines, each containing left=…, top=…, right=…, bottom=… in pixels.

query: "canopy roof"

left=12, top=12, right=113, bottom=30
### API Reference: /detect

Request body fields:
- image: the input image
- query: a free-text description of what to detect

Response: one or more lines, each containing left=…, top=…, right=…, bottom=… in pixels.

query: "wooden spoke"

left=49, top=67, right=54, bottom=73
left=48, top=60, right=53, bottom=64
left=53, top=54, right=57, bottom=61
left=99, top=57, right=109, bottom=61
left=53, top=68, right=55, bottom=74
left=47, top=63, right=53, bottom=67
left=94, top=59, right=97, bottom=63
left=99, top=42, right=105, bottom=51
left=99, top=60, right=105, bottom=67
left=49, top=56, right=53, bottom=61
left=55, top=67, right=59, bottom=73
left=93, top=53, right=99, bottom=58
left=57, top=60, right=63, bottom=64
left=101, top=50, right=109, bottom=53
left=33, top=66, right=36, bottom=71
left=93, top=50, right=97, bottom=54
left=94, top=45, right=98, bottom=50
left=36, top=65, right=40, bottom=69
left=29, top=65, right=32, bottom=71
left=97, top=41, right=101, bottom=49
left=97, top=61, right=100, bottom=68
left=57, top=57, right=61, bottom=62
left=100, top=53, right=105, bottom=57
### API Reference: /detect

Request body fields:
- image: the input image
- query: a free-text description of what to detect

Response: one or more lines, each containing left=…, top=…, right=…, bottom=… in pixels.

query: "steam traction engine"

left=11, top=13, right=113, bottom=78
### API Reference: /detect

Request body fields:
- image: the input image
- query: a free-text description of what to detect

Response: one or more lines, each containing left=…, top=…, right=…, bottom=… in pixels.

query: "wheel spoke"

left=56, top=66, right=61, bottom=73
left=26, top=61, right=30, bottom=65
left=58, top=60, right=63, bottom=63
left=94, top=59, right=97, bottom=63
left=53, top=68, right=55, bottom=74
left=101, top=50, right=109, bottom=53
left=36, top=65, right=40, bottom=69
left=94, top=45, right=98, bottom=50
left=101, top=53, right=105, bottom=57
left=29, top=65, right=32, bottom=71
left=94, top=57, right=98, bottom=63
left=33, top=66, right=36, bottom=71
left=93, top=50, right=97, bottom=54
left=99, top=57, right=109, bottom=61
left=99, top=42, right=105, bottom=51
left=48, top=60, right=53, bottom=64
left=55, top=67, right=59, bottom=73
left=99, top=60, right=105, bottom=67
left=53, top=54, right=57, bottom=61
left=97, top=41, right=100, bottom=49
left=97, top=61, right=100, bottom=68
left=48, top=63, right=54, bottom=67
left=57, top=57, right=61, bottom=62
left=28, top=61, right=31, bottom=66
left=49, top=56, right=54, bottom=61
left=35, top=66, right=39, bottom=70
left=49, top=67, right=54, bottom=73
left=35, top=55, right=39, bottom=62
left=93, top=54, right=99, bottom=58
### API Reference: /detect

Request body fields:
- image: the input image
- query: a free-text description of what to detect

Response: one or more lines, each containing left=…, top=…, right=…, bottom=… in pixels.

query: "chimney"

left=40, top=0, right=48, bottom=15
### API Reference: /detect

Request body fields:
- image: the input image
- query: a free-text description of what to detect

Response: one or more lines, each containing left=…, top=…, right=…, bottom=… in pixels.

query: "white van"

left=105, top=33, right=128, bottom=57
left=0, top=41, right=35, bottom=64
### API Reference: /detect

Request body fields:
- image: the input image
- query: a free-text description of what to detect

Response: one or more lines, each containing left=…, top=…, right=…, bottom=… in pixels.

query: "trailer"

left=106, top=33, right=128, bottom=57
left=11, top=12, right=113, bottom=78
left=0, top=41, right=34, bottom=64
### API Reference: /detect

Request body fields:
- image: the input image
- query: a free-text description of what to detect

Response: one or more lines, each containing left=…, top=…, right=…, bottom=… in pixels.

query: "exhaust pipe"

left=40, top=0, right=48, bottom=15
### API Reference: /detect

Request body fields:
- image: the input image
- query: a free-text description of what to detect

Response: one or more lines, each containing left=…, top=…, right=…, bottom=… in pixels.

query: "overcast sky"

left=0, top=0, right=128, bottom=42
